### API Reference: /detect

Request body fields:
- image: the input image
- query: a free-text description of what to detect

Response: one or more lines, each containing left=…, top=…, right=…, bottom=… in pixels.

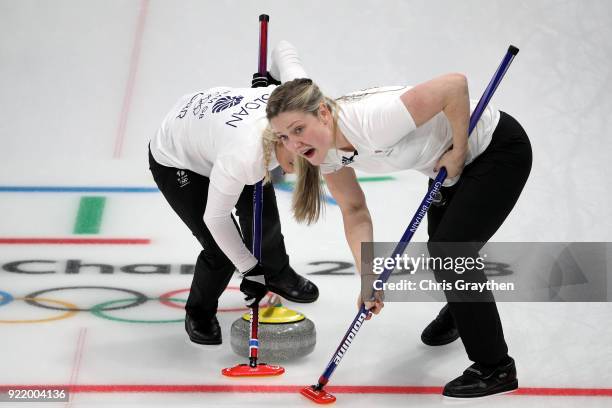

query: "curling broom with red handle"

left=221, top=13, right=284, bottom=378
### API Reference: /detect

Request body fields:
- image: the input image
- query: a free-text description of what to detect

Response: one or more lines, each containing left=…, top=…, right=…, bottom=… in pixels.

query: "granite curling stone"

left=230, top=306, right=316, bottom=361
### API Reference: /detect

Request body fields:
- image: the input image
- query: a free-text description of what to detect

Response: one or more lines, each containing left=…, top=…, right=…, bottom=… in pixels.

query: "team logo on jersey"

left=341, top=150, right=359, bottom=165
left=212, top=96, right=244, bottom=113
left=177, top=170, right=190, bottom=188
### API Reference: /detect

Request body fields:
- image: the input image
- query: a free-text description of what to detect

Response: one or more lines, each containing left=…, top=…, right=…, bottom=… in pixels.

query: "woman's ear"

left=318, top=102, right=331, bottom=124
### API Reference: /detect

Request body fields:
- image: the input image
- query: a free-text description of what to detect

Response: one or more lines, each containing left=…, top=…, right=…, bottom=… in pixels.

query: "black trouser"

left=148, top=149, right=291, bottom=321
left=427, top=111, right=532, bottom=365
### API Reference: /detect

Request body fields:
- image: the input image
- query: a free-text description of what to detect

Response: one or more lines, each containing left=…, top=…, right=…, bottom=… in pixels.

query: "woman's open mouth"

left=302, top=148, right=316, bottom=158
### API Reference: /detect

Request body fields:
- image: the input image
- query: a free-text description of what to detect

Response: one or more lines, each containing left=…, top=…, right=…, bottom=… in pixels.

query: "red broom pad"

left=300, top=385, right=337, bottom=404
left=221, top=363, right=285, bottom=377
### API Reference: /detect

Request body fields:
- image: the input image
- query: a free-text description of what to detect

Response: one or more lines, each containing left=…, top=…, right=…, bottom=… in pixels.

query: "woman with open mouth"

left=265, top=76, right=532, bottom=399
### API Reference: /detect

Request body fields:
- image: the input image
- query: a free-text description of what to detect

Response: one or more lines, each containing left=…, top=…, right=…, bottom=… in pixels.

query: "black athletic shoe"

left=443, top=357, right=518, bottom=398
left=421, top=304, right=460, bottom=346
left=266, top=267, right=319, bottom=303
left=185, top=314, right=222, bottom=345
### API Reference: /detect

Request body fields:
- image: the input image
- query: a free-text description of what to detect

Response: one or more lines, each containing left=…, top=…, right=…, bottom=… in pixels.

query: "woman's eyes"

left=278, top=125, right=303, bottom=141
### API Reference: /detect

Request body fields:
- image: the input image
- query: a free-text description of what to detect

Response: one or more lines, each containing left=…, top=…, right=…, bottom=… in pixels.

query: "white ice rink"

left=1, top=0, right=611, bottom=407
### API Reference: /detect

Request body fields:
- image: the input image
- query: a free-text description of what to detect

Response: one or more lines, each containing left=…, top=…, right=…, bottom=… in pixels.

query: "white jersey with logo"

left=149, top=40, right=307, bottom=273
left=320, top=86, right=500, bottom=186
left=150, top=87, right=276, bottom=195
left=150, top=87, right=275, bottom=273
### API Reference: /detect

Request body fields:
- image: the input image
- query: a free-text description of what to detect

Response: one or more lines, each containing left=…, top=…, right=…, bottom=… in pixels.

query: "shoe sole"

left=421, top=332, right=460, bottom=346
left=267, top=287, right=319, bottom=304
left=442, top=379, right=519, bottom=399
left=184, top=336, right=222, bottom=348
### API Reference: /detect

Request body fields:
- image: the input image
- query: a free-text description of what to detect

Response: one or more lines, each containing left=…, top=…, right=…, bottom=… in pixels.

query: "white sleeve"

left=203, top=183, right=258, bottom=273
left=209, top=156, right=249, bottom=196
left=358, top=96, right=417, bottom=149
left=270, top=40, right=308, bottom=82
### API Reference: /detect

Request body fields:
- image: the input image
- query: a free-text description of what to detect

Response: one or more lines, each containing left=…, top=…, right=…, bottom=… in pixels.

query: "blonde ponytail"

left=292, top=155, right=323, bottom=224
left=261, top=125, right=278, bottom=185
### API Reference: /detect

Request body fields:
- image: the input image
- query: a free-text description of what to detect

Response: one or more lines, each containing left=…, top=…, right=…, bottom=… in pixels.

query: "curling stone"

left=230, top=305, right=316, bottom=361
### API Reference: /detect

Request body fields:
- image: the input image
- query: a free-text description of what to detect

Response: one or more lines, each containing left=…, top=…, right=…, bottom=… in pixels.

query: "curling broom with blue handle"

left=301, top=45, right=520, bottom=404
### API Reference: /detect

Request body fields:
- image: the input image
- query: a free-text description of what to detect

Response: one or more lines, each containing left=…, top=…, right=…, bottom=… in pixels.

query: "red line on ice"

left=113, top=0, right=149, bottom=158
left=0, top=384, right=611, bottom=397
left=65, top=328, right=87, bottom=407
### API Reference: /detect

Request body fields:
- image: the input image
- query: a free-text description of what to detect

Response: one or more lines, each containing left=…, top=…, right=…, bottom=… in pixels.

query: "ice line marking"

left=0, top=238, right=150, bottom=245
left=73, top=197, right=106, bottom=234
left=0, top=186, right=159, bottom=193
left=113, top=0, right=149, bottom=158
left=65, top=328, right=87, bottom=407
left=0, top=177, right=394, bottom=194
left=0, top=384, right=611, bottom=397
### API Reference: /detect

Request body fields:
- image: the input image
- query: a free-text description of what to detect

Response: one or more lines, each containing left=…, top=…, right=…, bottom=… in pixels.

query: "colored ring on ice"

left=24, top=286, right=148, bottom=312
left=91, top=298, right=186, bottom=323
left=0, top=297, right=77, bottom=323
left=158, top=289, right=190, bottom=310
left=158, top=286, right=274, bottom=313
left=0, top=290, right=14, bottom=307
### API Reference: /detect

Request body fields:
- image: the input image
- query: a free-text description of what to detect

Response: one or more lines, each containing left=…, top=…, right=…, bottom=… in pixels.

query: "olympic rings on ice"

left=91, top=297, right=187, bottom=324
left=0, top=285, right=273, bottom=324
left=0, top=297, right=78, bottom=323
left=25, top=286, right=148, bottom=312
